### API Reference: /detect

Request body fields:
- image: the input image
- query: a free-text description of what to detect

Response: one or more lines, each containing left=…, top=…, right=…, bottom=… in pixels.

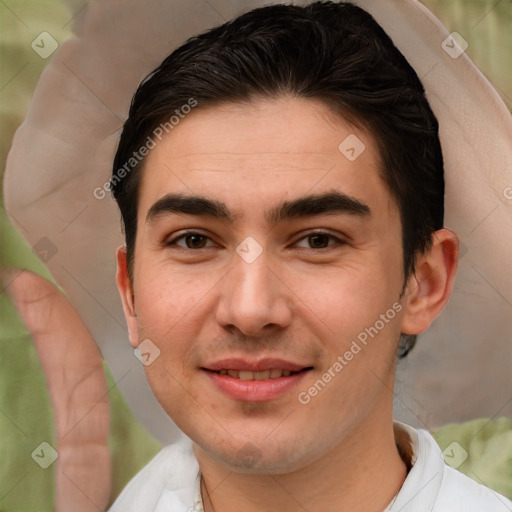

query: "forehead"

left=137, top=96, right=395, bottom=225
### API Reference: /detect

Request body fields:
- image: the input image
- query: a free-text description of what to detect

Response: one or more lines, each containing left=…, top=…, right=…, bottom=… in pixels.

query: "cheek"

left=132, top=266, right=211, bottom=359
left=297, top=255, right=403, bottom=362
left=305, top=260, right=395, bottom=321
left=132, top=271, right=209, bottom=421
left=136, top=256, right=212, bottom=316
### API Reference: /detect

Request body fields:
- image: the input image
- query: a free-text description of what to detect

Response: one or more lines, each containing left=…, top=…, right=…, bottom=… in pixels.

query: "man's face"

left=119, top=96, right=407, bottom=473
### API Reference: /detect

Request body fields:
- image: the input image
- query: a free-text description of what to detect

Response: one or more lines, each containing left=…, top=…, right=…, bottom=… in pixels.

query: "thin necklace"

left=201, top=474, right=216, bottom=512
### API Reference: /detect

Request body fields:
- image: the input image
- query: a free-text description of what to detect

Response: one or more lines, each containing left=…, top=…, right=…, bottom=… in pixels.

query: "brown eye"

left=308, top=233, right=330, bottom=248
left=184, top=234, right=207, bottom=248
left=295, top=231, right=343, bottom=249
left=166, top=232, right=214, bottom=249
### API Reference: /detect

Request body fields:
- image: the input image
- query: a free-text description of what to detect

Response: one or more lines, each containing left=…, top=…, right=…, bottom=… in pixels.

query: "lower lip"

left=204, top=370, right=309, bottom=402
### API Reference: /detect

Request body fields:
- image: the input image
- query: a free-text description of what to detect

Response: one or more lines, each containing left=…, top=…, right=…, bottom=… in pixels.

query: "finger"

left=3, top=269, right=111, bottom=512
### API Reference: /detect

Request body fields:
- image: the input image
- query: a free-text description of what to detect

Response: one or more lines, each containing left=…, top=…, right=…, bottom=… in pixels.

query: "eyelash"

left=165, top=230, right=346, bottom=251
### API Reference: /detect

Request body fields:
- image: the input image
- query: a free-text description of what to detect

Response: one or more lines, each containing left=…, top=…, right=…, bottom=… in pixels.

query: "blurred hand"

left=3, top=269, right=111, bottom=511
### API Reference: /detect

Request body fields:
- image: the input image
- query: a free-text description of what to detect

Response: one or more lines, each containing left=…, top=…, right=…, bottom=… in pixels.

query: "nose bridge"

left=234, top=248, right=273, bottom=303
left=216, top=239, right=291, bottom=335
left=231, top=234, right=271, bottom=290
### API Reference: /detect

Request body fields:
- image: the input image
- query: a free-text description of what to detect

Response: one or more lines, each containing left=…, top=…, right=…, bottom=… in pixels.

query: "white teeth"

left=270, top=368, right=283, bottom=378
left=218, top=368, right=296, bottom=380
left=254, top=370, right=270, bottom=380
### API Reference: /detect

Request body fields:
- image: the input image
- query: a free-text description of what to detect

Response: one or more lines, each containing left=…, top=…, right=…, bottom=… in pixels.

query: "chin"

left=194, top=429, right=321, bottom=475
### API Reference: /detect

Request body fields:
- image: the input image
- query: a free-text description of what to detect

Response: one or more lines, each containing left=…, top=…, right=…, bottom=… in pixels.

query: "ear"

left=116, top=245, right=139, bottom=348
left=400, top=228, right=459, bottom=335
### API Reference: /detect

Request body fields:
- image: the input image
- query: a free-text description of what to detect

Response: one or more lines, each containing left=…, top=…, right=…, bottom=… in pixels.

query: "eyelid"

left=165, top=229, right=217, bottom=248
left=293, top=229, right=346, bottom=249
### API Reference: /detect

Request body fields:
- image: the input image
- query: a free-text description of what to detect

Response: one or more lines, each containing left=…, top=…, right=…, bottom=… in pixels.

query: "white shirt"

left=109, top=421, right=512, bottom=512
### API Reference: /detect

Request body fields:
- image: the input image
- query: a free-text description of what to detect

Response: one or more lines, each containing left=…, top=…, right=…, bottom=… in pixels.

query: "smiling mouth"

left=204, top=368, right=312, bottom=380
left=203, top=363, right=313, bottom=401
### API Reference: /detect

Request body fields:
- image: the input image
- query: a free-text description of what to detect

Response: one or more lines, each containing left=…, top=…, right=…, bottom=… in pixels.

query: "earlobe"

left=116, top=246, right=139, bottom=348
left=400, top=229, right=459, bottom=335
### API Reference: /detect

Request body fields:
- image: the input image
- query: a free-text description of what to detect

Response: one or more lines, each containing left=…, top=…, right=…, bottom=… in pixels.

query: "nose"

left=215, top=244, right=293, bottom=338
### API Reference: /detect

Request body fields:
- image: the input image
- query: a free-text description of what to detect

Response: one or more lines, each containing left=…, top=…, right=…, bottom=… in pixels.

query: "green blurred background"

left=1, top=1, right=511, bottom=510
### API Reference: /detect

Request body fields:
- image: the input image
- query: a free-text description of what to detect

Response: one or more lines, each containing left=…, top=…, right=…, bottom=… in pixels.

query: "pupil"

left=186, top=235, right=206, bottom=248
left=310, top=234, right=328, bottom=248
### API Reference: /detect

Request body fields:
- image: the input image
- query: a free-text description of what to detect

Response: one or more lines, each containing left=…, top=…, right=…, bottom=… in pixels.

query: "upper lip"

left=203, top=358, right=310, bottom=372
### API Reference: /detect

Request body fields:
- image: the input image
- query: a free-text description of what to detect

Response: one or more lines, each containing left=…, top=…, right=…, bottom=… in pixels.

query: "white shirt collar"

left=110, top=420, right=512, bottom=512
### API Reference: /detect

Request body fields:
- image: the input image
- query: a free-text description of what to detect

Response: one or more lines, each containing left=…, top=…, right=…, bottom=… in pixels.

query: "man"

left=3, top=0, right=512, bottom=511
left=105, top=2, right=510, bottom=510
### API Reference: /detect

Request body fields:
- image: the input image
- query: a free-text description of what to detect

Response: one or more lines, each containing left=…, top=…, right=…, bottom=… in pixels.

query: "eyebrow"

left=145, top=190, right=371, bottom=226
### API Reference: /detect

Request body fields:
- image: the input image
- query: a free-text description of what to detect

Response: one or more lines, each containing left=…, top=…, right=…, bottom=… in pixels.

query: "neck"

left=195, top=402, right=408, bottom=512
